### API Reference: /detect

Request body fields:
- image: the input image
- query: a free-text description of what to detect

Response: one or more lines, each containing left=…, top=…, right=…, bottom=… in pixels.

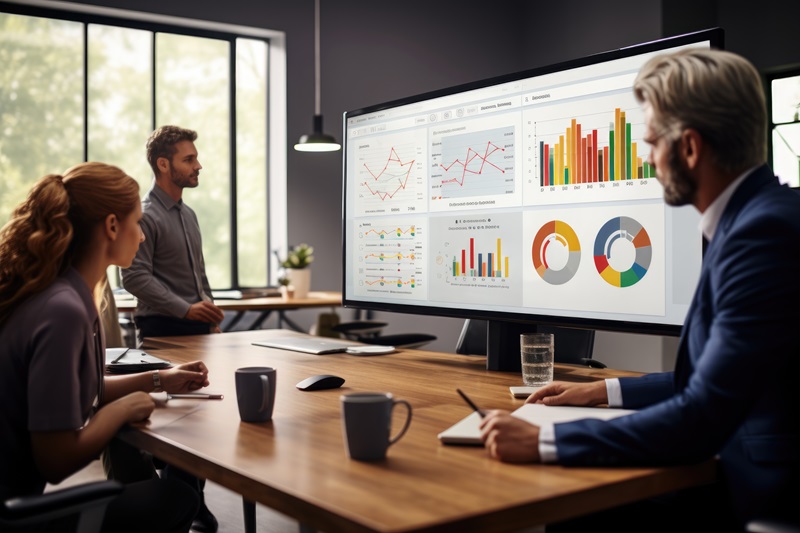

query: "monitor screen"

left=342, top=29, right=723, bottom=345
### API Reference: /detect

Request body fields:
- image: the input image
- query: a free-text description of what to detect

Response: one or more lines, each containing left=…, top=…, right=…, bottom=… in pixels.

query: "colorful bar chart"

left=451, top=237, right=510, bottom=278
left=539, top=108, right=655, bottom=186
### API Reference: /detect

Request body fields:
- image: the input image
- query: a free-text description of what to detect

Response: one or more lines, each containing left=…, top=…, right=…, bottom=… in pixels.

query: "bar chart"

left=536, top=107, right=654, bottom=186
left=450, top=236, right=509, bottom=279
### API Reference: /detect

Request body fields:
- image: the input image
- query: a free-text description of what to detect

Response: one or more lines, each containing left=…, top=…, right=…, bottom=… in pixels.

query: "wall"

left=56, top=0, right=800, bottom=371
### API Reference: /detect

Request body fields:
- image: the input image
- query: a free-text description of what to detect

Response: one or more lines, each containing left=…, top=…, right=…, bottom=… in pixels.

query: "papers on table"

left=438, top=403, right=636, bottom=445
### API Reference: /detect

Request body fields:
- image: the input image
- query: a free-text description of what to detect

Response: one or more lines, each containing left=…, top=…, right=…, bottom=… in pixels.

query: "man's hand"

left=526, top=380, right=608, bottom=407
left=479, top=410, right=541, bottom=463
left=185, top=300, right=224, bottom=325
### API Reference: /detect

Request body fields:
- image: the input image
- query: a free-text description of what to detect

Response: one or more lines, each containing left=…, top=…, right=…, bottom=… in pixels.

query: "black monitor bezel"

left=341, top=28, right=724, bottom=338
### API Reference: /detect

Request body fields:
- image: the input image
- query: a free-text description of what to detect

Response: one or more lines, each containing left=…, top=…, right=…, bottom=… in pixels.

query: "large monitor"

left=342, top=29, right=723, bottom=369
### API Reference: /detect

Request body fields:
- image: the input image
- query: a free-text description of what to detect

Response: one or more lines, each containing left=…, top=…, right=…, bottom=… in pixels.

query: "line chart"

left=361, top=147, right=415, bottom=201
left=355, top=134, right=425, bottom=215
left=355, top=220, right=425, bottom=299
left=430, top=125, right=516, bottom=200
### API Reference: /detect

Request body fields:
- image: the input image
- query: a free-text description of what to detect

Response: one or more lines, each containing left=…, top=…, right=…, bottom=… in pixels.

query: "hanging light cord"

left=314, top=0, right=321, bottom=116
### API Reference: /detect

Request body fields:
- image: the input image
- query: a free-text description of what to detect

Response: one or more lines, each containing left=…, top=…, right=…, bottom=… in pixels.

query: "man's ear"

left=156, top=156, right=170, bottom=176
left=104, top=213, right=119, bottom=241
left=680, top=128, right=704, bottom=170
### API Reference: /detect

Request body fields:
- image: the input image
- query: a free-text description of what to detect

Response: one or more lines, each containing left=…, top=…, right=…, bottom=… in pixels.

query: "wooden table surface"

left=114, top=291, right=342, bottom=313
left=119, top=329, right=716, bottom=533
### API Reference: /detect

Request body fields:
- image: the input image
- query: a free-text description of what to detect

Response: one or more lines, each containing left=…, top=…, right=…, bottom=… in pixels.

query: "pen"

left=110, top=347, right=131, bottom=364
left=456, top=388, right=486, bottom=418
left=167, top=393, right=224, bottom=400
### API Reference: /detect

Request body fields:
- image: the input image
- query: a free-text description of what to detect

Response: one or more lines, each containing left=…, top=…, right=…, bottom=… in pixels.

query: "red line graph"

left=361, top=147, right=415, bottom=201
left=439, top=141, right=505, bottom=186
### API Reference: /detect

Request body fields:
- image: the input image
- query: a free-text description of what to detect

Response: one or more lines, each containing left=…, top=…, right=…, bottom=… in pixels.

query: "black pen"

left=110, top=347, right=131, bottom=364
left=456, top=388, right=486, bottom=418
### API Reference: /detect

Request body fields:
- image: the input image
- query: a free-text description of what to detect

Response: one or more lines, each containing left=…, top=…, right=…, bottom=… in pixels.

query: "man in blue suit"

left=480, top=48, right=799, bottom=531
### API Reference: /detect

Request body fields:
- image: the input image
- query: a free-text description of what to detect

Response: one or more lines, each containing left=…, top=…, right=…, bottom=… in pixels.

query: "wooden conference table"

left=114, top=291, right=342, bottom=331
left=119, top=329, right=717, bottom=533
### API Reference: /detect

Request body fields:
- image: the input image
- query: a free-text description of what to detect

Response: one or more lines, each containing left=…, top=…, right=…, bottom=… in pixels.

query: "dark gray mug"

left=235, top=367, right=276, bottom=422
left=341, top=392, right=412, bottom=461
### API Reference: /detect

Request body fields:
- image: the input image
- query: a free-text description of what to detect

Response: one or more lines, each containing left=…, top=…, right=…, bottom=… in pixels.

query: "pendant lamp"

left=294, top=0, right=341, bottom=152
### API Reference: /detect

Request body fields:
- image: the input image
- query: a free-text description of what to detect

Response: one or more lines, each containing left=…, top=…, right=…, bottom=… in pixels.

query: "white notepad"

left=438, top=403, right=636, bottom=445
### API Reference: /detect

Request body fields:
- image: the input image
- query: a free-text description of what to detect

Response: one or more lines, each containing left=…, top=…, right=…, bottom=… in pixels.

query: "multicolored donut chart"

left=531, top=220, right=581, bottom=285
left=593, top=216, right=651, bottom=287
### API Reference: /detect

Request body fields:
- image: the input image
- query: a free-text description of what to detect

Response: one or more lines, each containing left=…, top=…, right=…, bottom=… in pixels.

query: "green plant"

left=277, top=276, right=291, bottom=287
left=280, top=243, right=314, bottom=269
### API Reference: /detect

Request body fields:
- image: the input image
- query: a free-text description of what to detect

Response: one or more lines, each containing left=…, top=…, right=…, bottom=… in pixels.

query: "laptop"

left=252, top=335, right=360, bottom=355
left=438, top=403, right=636, bottom=445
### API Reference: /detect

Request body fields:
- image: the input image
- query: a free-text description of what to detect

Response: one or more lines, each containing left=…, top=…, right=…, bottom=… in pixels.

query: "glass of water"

left=520, top=333, right=554, bottom=386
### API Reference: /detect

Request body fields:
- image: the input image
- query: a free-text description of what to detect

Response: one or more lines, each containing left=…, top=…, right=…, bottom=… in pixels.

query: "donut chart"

left=531, top=220, right=581, bottom=285
left=593, top=216, right=651, bottom=287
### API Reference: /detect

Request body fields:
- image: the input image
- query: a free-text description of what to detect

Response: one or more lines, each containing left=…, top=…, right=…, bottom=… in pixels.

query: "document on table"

left=438, top=403, right=636, bottom=445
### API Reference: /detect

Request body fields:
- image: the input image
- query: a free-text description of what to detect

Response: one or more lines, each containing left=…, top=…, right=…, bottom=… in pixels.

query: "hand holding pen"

left=456, top=388, right=486, bottom=418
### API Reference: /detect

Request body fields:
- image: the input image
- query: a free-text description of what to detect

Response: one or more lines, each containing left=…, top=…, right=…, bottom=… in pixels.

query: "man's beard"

left=169, top=163, right=198, bottom=189
left=660, top=141, right=697, bottom=207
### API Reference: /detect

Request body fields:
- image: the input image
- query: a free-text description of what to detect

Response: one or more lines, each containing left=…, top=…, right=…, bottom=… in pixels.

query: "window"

left=0, top=0, right=286, bottom=289
left=766, top=65, right=800, bottom=188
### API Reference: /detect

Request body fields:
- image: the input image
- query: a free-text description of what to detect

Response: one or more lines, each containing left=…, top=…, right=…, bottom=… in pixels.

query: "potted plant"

left=278, top=243, right=314, bottom=298
left=277, top=275, right=294, bottom=300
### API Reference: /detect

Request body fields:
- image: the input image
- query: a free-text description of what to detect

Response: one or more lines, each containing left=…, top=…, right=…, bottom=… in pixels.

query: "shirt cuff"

left=538, top=423, right=558, bottom=463
left=606, top=378, right=623, bottom=407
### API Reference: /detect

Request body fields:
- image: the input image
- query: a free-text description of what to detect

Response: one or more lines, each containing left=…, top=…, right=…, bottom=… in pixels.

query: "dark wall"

left=55, top=0, right=800, bottom=354
left=519, top=0, right=662, bottom=69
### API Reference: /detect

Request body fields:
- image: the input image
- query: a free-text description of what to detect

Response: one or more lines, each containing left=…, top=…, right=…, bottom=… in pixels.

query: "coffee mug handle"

left=388, top=399, right=412, bottom=446
left=259, top=375, right=270, bottom=413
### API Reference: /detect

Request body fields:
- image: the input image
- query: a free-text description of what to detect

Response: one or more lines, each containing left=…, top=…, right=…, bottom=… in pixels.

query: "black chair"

left=331, top=320, right=437, bottom=349
left=747, top=519, right=800, bottom=533
left=455, top=318, right=605, bottom=367
left=1, top=480, right=123, bottom=533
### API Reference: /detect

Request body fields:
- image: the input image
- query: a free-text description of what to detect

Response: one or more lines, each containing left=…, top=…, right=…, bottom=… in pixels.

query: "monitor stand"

left=484, top=320, right=596, bottom=371
left=485, top=320, right=534, bottom=372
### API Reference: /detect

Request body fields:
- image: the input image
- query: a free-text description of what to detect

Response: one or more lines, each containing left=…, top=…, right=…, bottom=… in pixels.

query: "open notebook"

left=105, top=348, right=172, bottom=374
left=438, top=403, right=636, bottom=445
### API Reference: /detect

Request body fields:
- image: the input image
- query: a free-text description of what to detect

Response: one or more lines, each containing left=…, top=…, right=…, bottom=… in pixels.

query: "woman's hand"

left=111, top=391, right=156, bottom=423
left=160, top=361, right=210, bottom=394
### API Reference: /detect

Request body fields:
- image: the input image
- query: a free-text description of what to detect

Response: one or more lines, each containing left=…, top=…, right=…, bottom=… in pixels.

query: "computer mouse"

left=295, top=374, right=345, bottom=391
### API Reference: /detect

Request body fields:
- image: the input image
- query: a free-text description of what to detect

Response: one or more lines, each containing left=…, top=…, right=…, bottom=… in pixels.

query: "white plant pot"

left=285, top=269, right=311, bottom=299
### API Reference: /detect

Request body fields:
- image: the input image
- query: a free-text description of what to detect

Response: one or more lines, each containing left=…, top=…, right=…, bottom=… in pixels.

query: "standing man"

left=121, top=125, right=224, bottom=533
left=122, top=125, right=224, bottom=342
left=480, top=48, right=799, bottom=531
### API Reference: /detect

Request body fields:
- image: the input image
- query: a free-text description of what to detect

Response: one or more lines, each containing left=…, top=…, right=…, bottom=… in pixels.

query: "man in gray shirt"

left=121, top=125, right=223, bottom=533
left=122, top=125, right=224, bottom=341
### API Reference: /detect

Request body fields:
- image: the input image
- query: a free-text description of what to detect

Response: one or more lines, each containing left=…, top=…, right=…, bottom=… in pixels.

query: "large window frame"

left=765, top=63, right=800, bottom=189
left=0, top=0, right=287, bottom=289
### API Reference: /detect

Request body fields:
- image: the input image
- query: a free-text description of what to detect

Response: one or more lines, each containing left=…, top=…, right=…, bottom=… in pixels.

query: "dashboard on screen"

left=342, top=29, right=723, bottom=339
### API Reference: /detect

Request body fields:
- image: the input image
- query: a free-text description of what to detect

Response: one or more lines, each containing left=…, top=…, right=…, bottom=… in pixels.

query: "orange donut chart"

left=531, top=220, right=581, bottom=285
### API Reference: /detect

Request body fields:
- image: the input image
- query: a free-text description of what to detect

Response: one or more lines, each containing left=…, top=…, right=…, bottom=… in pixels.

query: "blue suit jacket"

left=554, top=165, right=800, bottom=524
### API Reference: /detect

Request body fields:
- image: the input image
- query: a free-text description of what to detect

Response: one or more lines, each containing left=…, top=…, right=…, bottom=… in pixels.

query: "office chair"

left=1, top=480, right=123, bottom=533
left=328, top=309, right=436, bottom=349
left=331, top=320, right=437, bottom=348
left=747, top=519, right=800, bottom=533
left=455, top=318, right=604, bottom=367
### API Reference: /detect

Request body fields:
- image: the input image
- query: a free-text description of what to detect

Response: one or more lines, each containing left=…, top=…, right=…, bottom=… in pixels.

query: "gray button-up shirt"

left=121, top=182, right=212, bottom=319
